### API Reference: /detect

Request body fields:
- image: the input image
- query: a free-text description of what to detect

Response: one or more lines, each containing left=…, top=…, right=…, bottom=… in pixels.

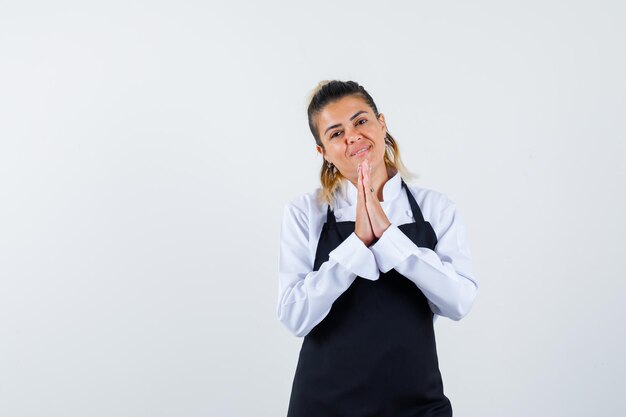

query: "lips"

left=350, top=145, right=372, bottom=157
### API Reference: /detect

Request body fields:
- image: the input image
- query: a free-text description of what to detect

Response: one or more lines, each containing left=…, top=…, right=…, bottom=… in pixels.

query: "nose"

left=345, top=125, right=361, bottom=143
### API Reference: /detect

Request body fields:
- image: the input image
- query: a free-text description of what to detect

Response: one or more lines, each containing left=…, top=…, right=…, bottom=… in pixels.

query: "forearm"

left=371, top=224, right=478, bottom=320
left=277, top=261, right=358, bottom=337
left=393, top=248, right=478, bottom=320
left=277, top=232, right=379, bottom=337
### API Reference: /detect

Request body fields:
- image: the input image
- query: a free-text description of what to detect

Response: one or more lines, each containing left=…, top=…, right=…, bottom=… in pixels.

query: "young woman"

left=277, top=80, right=478, bottom=416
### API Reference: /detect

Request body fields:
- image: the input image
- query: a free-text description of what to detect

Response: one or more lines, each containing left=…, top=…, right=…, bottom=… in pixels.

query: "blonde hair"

left=307, top=80, right=414, bottom=208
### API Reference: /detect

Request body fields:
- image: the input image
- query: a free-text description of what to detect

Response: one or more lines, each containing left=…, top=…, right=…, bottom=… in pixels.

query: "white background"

left=1, top=1, right=625, bottom=416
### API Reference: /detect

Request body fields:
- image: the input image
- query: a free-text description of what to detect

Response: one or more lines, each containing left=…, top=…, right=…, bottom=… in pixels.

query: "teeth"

left=353, top=146, right=370, bottom=156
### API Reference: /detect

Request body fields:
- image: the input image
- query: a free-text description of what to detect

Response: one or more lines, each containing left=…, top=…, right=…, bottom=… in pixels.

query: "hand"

left=361, top=159, right=391, bottom=239
left=355, top=163, right=375, bottom=246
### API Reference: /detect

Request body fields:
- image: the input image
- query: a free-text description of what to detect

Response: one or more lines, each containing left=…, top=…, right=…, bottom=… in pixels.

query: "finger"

left=358, top=164, right=371, bottom=216
left=363, top=163, right=376, bottom=200
left=361, top=159, right=368, bottom=185
left=362, top=159, right=370, bottom=185
left=357, top=163, right=366, bottom=205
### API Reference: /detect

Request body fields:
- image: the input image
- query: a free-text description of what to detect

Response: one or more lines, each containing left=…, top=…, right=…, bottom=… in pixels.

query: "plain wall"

left=1, top=1, right=625, bottom=416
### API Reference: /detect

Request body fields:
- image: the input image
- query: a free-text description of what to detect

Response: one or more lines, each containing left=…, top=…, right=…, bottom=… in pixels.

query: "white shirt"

left=277, top=171, right=479, bottom=337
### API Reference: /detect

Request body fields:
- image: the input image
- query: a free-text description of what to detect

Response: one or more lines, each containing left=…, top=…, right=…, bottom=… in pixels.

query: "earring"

left=326, top=160, right=337, bottom=175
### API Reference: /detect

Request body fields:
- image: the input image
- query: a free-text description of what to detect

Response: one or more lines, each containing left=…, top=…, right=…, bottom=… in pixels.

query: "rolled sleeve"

left=329, top=232, right=379, bottom=281
left=369, top=224, right=416, bottom=273
left=369, top=195, right=478, bottom=321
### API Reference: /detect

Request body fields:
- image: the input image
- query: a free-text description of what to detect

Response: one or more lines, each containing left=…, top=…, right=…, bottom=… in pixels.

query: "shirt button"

left=406, top=209, right=413, bottom=218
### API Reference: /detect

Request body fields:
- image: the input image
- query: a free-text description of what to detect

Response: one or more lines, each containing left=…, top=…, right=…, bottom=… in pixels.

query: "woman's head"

left=308, top=81, right=380, bottom=146
left=306, top=80, right=412, bottom=206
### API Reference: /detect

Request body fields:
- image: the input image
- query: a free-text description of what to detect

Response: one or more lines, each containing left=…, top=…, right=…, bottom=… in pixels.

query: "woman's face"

left=315, top=95, right=387, bottom=181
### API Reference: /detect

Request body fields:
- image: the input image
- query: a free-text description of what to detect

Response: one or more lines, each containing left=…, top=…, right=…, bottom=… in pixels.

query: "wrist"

left=356, top=231, right=375, bottom=247
left=374, top=221, right=392, bottom=239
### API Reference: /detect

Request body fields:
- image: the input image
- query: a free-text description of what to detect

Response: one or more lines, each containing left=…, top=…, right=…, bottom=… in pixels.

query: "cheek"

left=376, top=139, right=387, bottom=157
left=329, top=143, right=346, bottom=157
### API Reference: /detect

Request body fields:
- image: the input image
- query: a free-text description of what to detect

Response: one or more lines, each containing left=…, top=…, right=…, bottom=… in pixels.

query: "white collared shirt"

left=277, top=172, right=479, bottom=337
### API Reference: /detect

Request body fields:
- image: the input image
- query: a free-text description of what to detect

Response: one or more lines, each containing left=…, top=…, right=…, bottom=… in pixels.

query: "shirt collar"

left=335, top=169, right=403, bottom=209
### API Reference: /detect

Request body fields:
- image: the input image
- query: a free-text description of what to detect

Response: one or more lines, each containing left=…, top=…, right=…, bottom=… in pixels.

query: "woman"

left=277, top=80, right=478, bottom=416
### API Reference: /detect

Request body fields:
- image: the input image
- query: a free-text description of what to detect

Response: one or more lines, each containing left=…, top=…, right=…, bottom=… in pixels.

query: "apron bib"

left=287, top=180, right=452, bottom=417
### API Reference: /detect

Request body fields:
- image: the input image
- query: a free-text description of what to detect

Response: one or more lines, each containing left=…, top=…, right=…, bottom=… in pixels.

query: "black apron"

left=286, top=179, right=452, bottom=417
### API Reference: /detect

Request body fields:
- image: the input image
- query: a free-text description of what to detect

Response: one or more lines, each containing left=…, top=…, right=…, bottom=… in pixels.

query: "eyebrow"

left=323, top=110, right=369, bottom=136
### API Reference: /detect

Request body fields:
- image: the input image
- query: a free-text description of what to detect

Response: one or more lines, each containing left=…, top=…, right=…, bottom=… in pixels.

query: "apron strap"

left=325, top=178, right=425, bottom=225
left=325, top=204, right=336, bottom=227
left=401, top=179, right=426, bottom=223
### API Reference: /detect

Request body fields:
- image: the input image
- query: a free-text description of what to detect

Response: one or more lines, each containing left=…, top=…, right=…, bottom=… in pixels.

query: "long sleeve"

left=277, top=203, right=379, bottom=337
left=370, top=194, right=478, bottom=321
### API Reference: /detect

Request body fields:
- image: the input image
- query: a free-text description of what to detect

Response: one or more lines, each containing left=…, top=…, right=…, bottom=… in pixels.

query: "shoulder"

left=402, top=181, right=461, bottom=237
left=403, top=182, right=454, bottom=217
left=282, top=186, right=327, bottom=223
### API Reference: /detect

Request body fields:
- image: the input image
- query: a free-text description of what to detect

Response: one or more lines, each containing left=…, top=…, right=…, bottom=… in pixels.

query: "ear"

left=316, top=145, right=324, bottom=156
left=378, top=113, right=386, bottom=132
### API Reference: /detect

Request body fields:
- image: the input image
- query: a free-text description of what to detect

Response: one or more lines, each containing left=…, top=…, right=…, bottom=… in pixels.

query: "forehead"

left=316, top=95, right=374, bottom=127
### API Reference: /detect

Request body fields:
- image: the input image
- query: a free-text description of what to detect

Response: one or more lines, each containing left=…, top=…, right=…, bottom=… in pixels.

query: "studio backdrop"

left=1, top=1, right=625, bottom=416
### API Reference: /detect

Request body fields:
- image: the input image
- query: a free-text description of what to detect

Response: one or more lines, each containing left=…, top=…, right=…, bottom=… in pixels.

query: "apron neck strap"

left=325, top=204, right=336, bottom=226
left=325, top=178, right=425, bottom=224
left=401, top=179, right=425, bottom=223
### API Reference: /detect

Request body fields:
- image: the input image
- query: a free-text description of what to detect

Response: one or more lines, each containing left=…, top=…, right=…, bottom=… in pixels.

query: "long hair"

left=307, top=80, right=413, bottom=208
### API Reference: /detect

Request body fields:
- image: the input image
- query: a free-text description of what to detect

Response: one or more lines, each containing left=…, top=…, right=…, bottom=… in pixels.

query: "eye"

left=356, top=118, right=367, bottom=126
left=330, top=130, right=343, bottom=139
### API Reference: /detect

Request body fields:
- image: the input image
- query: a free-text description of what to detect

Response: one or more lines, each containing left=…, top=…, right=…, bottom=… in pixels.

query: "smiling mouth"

left=350, top=145, right=372, bottom=157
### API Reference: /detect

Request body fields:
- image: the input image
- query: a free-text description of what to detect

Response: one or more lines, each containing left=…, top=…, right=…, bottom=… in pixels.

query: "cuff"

left=329, top=232, right=379, bottom=281
left=370, top=224, right=417, bottom=273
